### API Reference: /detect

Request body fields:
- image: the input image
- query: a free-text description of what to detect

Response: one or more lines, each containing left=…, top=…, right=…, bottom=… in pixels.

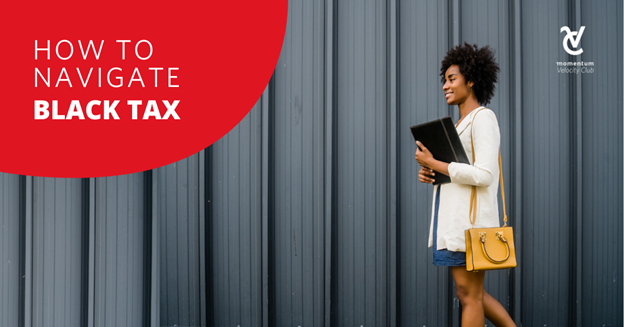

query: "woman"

left=414, top=43, right=515, bottom=327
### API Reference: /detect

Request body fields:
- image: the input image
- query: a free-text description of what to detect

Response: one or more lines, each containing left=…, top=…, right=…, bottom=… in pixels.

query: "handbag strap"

left=468, top=108, right=508, bottom=227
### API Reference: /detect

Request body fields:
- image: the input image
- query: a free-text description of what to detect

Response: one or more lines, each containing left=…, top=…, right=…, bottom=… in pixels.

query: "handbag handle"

left=479, top=232, right=511, bottom=263
left=466, top=108, right=508, bottom=227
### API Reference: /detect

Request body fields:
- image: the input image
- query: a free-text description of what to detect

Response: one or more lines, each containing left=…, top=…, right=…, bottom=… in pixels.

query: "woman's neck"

left=457, top=97, right=481, bottom=120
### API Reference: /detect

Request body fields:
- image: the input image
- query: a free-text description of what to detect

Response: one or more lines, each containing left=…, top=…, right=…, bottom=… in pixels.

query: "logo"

left=560, top=26, right=585, bottom=55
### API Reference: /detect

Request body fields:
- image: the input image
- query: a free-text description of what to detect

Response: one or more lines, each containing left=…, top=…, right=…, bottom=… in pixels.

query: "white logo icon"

left=560, top=26, right=585, bottom=55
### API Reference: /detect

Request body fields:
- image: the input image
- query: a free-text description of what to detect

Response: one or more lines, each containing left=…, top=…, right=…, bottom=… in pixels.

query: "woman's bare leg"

left=483, top=290, right=516, bottom=327
left=451, top=267, right=485, bottom=327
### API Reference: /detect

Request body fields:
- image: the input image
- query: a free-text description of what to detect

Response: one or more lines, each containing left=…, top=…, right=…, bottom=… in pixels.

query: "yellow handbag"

left=464, top=109, right=517, bottom=272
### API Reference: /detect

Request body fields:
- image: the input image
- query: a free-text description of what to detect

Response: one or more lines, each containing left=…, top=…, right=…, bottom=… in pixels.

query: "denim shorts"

left=432, top=185, right=466, bottom=266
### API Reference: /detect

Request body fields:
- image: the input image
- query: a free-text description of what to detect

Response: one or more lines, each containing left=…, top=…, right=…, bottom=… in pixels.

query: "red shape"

left=0, top=0, right=287, bottom=177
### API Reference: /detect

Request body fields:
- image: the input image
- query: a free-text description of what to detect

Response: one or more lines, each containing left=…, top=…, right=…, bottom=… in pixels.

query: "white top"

left=427, top=107, right=501, bottom=252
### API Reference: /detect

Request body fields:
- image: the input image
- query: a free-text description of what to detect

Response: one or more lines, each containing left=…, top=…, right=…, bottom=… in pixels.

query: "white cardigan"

left=428, top=107, right=501, bottom=252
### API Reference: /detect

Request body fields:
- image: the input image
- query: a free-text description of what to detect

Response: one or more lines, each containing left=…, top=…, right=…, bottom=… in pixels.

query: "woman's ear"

left=467, top=81, right=474, bottom=89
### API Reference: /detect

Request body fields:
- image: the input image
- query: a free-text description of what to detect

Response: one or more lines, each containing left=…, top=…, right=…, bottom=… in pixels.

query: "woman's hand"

left=415, top=141, right=434, bottom=168
left=415, top=140, right=450, bottom=180
left=418, top=167, right=436, bottom=184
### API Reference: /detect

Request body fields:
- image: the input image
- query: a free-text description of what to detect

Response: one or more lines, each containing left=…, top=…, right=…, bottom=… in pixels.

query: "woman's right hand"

left=418, top=167, right=436, bottom=184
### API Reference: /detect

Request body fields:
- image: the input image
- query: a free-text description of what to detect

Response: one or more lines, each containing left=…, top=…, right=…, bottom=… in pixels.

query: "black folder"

left=410, top=116, right=470, bottom=184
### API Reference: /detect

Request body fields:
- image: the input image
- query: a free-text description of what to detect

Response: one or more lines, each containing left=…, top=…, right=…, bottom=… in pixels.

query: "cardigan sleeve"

left=447, top=109, right=500, bottom=187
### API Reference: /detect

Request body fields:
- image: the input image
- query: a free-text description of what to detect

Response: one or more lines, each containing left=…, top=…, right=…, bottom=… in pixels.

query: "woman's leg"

left=451, top=267, right=485, bottom=327
left=483, top=290, right=516, bottom=327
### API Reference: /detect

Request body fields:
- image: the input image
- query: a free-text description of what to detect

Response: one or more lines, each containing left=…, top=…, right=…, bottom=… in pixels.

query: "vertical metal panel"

left=386, top=0, right=398, bottom=326
left=199, top=150, right=208, bottom=326
left=22, top=176, right=33, bottom=327
left=324, top=0, right=336, bottom=326
left=335, top=0, right=388, bottom=325
left=460, top=1, right=513, bottom=323
left=150, top=170, right=159, bottom=327
left=31, top=178, right=82, bottom=327
left=571, top=0, right=583, bottom=325
left=580, top=1, right=623, bottom=326
left=80, top=179, right=90, bottom=327
left=521, top=1, right=572, bottom=325
left=144, top=172, right=155, bottom=327
left=451, top=0, right=461, bottom=48
left=261, top=84, right=272, bottom=327
left=93, top=174, right=145, bottom=327
left=87, top=178, right=96, bottom=327
left=397, top=1, right=451, bottom=326
left=198, top=149, right=207, bottom=327
left=211, top=97, right=263, bottom=327
left=511, top=0, right=523, bottom=323
left=0, top=173, right=20, bottom=327
left=157, top=154, right=202, bottom=326
left=205, top=146, right=215, bottom=327
left=272, top=1, right=325, bottom=326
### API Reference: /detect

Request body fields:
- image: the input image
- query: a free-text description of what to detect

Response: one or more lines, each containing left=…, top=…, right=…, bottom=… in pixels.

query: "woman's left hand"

left=415, top=141, right=434, bottom=168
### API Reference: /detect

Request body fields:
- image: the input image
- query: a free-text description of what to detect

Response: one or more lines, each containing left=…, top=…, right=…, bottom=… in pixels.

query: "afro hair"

left=440, top=43, right=500, bottom=106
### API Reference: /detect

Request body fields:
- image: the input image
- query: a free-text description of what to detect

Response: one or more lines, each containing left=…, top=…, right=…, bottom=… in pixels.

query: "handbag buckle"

left=496, top=231, right=505, bottom=241
left=479, top=232, right=486, bottom=242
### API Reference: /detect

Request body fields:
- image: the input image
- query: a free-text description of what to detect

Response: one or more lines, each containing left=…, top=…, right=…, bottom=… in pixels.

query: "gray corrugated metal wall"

left=521, top=1, right=573, bottom=325
left=210, top=99, right=263, bottom=326
left=0, top=0, right=621, bottom=326
left=399, top=1, right=453, bottom=325
left=32, top=178, right=82, bottom=327
left=580, top=1, right=623, bottom=326
left=157, top=153, right=203, bottom=327
left=335, top=1, right=389, bottom=326
left=94, top=175, right=146, bottom=326
left=273, top=1, right=326, bottom=325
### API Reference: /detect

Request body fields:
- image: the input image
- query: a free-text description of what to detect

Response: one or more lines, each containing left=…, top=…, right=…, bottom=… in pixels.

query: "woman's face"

left=442, top=64, right=473, bottom=105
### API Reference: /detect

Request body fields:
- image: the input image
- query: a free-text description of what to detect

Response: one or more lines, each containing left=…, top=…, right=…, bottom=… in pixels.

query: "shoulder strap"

left=468, top=108, right=508, bottom=227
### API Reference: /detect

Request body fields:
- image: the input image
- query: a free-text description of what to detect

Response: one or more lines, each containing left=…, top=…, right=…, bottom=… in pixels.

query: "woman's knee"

left=451, top=267, right=485, bottom=305
left=455, top=282, right=484, bottom=305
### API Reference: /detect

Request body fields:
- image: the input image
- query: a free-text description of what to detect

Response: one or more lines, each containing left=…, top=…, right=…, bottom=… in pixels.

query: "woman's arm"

left=415, top=109, right=500, bottom=187
left=447, top=110, right=500, bottom=187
